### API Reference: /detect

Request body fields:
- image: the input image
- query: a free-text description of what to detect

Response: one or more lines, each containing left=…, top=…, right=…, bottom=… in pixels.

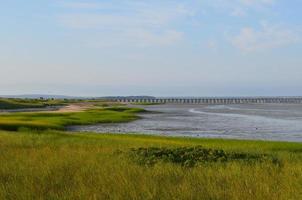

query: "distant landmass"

left=0, top=94, right=83, bottom=99
left=0, top=94, right=156, bottom=100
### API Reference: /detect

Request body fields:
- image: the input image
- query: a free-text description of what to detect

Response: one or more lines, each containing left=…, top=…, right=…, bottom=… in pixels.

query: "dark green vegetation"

left=131, top=102, right=164, bottom=105
left=103, top=106, right=146, bottom=113
left=0, top=107, right=144, bottom=131
left=0, top=131, right=301, bottom=200
left=0, top=98, right=66, bottom=109
left=130, top=146, right=281, bottom=167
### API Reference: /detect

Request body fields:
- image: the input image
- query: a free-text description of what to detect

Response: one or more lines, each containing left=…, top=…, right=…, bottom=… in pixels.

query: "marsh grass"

left=0, top=104, right=301, bottom=199
left=0, top=131, right=301, bottom=200
left=0, top=107, right=144, bottom=131
left=0, top=98, right=68, bottom=110
left=0, top=99, right=45, bottom=109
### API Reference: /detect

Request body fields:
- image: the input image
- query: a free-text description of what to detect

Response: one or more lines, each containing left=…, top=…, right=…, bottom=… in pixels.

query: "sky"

left=0, top=0, right=302, bottom=97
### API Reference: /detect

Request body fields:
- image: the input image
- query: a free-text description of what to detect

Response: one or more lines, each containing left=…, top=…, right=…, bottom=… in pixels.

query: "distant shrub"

left=104, top=107, right=129, bottom=112
left=0, top=98, right=65, bottom=110
left=131, top=102, right=165, bottom=105
left=129, top=146, right=281, bottom=167
left=0, top=99, right=44, bottom=109
left=104, top=107, right=146, bottom=113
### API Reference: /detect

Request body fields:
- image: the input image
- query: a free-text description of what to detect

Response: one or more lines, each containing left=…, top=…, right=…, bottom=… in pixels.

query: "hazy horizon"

left=2, top=93, right=302, bottom=99
left=1, top=0, right=302, bottom=96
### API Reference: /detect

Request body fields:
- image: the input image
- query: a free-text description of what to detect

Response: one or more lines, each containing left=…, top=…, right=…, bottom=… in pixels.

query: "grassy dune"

left=0, top=131, right=301, bottom=200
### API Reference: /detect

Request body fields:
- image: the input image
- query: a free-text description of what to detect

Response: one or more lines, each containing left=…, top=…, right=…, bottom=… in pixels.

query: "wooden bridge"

left=111, top=97, right=302, bottom=104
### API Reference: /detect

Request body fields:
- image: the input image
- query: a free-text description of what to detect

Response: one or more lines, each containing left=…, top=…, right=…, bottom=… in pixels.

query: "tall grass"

left=0, top=131, right=301, bottom=200
left=0, top=104, right=301, bottom=199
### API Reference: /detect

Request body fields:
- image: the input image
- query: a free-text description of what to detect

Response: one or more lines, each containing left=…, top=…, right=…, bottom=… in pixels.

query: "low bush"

left=0, top=98, right=66, bottom=109
left=104, top=107, right=146, bottom=113
left=129, top=146, right=280, bottom=167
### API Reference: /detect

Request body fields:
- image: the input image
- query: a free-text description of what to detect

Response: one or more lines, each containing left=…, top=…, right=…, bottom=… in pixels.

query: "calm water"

left=70, top=104, right=302, bottom=142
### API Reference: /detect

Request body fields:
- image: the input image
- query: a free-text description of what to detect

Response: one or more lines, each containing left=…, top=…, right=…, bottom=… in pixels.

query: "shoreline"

left=67, top=128, right=302, bottom=143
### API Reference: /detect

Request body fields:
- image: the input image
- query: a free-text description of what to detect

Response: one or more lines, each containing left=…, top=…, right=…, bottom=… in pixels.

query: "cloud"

left=127, top=30, right=183, bottom=47
left=57, top=1, right=192, bottom=46
left=239, top=0, right=274, bottom=6
left=60, top=2, right=105, bottom=9
left=59, top=13, right=149, bottom=29
left=206, top=40, right=218, bottom=50
left=59, top=3, right=192, bottom=29
left=204, top=0, right=275, bottom=17
left=230, top=7, right=247, bottom=17
left=235, top=0, right=275, bottom=16
left=230, top=23, right=301, bottom=52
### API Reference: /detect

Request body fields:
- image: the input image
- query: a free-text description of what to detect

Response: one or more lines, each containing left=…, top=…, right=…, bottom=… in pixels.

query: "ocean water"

left=69, top=104, right=302, bottom=142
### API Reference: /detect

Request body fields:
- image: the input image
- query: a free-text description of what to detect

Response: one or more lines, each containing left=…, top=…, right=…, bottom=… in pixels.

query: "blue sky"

left=1, top=0, right=302, bottom=96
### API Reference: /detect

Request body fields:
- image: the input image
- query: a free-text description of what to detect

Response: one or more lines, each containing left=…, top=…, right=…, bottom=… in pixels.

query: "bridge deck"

left=113, top=97, right=302, bottom=104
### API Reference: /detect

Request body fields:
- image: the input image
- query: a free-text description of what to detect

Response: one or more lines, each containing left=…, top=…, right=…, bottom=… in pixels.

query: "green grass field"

left=0, top=105, right=301, bottom=199
left=0, top=131, right=301, bottom=200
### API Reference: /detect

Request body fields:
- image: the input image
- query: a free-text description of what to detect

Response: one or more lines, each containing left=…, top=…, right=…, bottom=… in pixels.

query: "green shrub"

left=129, top=146, right=280, bottom=167
left=0, top=98, right=66, bottom=110
left=104, top=107, right=146, bottom=113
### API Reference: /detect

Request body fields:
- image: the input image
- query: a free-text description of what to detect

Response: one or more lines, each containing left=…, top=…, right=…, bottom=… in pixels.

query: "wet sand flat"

left=70, top=103, right=302, bottom=142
